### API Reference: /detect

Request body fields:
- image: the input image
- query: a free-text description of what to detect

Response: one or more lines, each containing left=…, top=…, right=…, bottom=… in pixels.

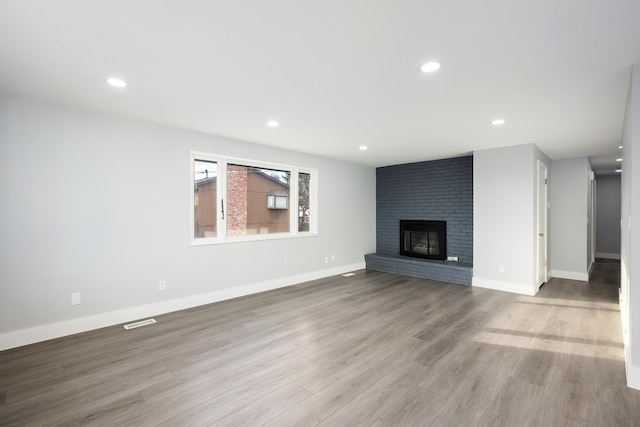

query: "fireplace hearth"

left=400, top=220, right=447, bottom=261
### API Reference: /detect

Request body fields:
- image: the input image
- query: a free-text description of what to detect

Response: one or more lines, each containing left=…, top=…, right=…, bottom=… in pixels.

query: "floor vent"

left=342, top=272, right=356, bottom=277
left=123, top=318, right=156, bottom=330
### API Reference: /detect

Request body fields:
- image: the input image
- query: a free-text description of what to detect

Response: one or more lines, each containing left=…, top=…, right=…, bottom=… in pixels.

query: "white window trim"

left=190, top=151, right=318, bottom=246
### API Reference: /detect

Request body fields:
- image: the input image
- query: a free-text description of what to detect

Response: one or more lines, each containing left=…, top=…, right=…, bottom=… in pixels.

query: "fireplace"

left=400, top=220, right=447, bottom=261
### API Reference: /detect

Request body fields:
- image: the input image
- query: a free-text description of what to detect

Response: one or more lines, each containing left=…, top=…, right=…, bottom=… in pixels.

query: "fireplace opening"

left=400, top=220, right=446, bottom=261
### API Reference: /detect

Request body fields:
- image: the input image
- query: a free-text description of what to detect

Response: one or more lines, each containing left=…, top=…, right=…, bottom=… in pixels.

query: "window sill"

left=190, top=231, right=318, bottom=246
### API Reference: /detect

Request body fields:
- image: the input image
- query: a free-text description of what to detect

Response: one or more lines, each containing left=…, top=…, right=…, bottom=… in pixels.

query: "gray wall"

left=473, top=143, right=550, bottom=295
left=621, top=63, right=640, bottom=388
left=0, top=93, right=376, bottom=338
left=376, top=156, right=473, bottom=263
left=549, top=157, right=590, bottom=279
left=596, top=174, right=621, bottom=258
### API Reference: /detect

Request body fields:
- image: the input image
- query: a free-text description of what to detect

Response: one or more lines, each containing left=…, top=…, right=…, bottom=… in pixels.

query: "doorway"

left=536, top=160, right=548, bottom=289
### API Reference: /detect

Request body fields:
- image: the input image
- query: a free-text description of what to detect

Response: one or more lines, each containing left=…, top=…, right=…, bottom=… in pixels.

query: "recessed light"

left=616, top=158, right=623, bottom=162
left=616, top=169, right=622, bottom=173
left=420, top=62, right=441, bottom=73
left=491, top=119, right=505, bottom=126
left=619, top=145, right=623, bottom=149
left=106, top=77, right=127, bottom=88
left=359, top=146, right=368, bottom=151
left=267, top=120, right=279, bottom=128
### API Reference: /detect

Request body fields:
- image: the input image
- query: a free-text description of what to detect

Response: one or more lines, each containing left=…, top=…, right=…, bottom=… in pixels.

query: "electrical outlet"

left=159, top=280, right=166, bottom=291
left=498, top=265, right=505, bottom=273
left=324, top=257, right=329, bottom=264
left=71, top=293, right=81, bottom=305
left=447, top=256, right=459, bottom=262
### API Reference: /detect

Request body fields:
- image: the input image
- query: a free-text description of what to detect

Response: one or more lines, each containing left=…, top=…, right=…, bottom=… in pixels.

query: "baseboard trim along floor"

left=0, top=262, right=365, bottom=351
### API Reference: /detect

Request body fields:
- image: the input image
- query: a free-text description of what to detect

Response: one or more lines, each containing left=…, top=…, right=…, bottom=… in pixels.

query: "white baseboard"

left=472, top=277, right=536, bottom=296
left=620, top=293, right=639, bottom=390
left=626, top=361, right=640, bottom=390
left=596, top=252, right=621, bottom=260
left=550, top=270, right=589, bottom=281
left=0, top=262, right=365, bottom=351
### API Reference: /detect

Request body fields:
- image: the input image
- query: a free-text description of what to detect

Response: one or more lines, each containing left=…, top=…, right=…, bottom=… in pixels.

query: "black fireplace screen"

left=400, top=220, right=446, bottom=261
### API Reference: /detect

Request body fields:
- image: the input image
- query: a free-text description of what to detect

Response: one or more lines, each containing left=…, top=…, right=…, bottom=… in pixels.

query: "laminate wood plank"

left=413, top=309, right=493, bottom=367
left=160, top=328, right=318, bottom=381
left=0, top=364, right=174, bottom=426
left=133, top=349, right=318, bottom=426
left=316, top=361, right=430, bottom=426
left=514, top=319, right=570, bottom=387
left=62, top=335, right=230, bottom=379
left=1, top=261, right=638, bottom=426
left=210, top=382, right=312, bottom=427
left=586, top=385, right=640, bottom=427
left=424, top=354, right=524, bottom=425
left=412, top=295, right=491, bottom=342
left=0, top=363, right=66, bottom=405
left=473, top=375, right=546, bottom=427
left=302, top=305, right=428, bottom=367
left=146, top=358, right=318, bottom=426
left=538, top=357, right=593, bottom=423
left=417, top=339, right=510, bottom=396
left=141, top=348, right=317, bottom=408
left=0, top=334, right=108, bottom=380
left=374, top=385, right=452, bottom=427
left=52, top=392, right=150, bottom=427
left=295, top=335, right=427, bottom=395
left=523, top=411, right=587, bottom=427
left=263, top=350, right=407, bottom=427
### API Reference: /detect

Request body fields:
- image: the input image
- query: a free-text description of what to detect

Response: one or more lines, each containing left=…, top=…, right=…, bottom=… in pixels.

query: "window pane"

left=298, top=172, right=311, bottom=232
left=193, top=160, right=217, bottom=238
left=275, top=195, right=288, bottom=209
left=227, top=165, right=290, bottom=236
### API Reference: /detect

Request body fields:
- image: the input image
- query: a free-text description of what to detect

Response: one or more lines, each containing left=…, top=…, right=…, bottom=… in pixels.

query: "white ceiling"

left=1, top=1, right=639, bottom=172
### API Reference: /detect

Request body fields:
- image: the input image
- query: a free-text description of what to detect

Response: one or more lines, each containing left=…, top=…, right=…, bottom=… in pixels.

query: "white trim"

left=0, top=262, right=365, bottom=351
left=626, top=361, right=640, bottom=390
left=550, top=269, right=589, bottom=281
left=595, top=252, right=621, bottom=260
left=303, top=168, right=319, bottom=234
left=472, top=277, right=536, bottom=296
left=190, top=152, right=224, bottom=245
left=536, top=159, right=549, bottom=289
left=622, top=298, right=639, bottom=390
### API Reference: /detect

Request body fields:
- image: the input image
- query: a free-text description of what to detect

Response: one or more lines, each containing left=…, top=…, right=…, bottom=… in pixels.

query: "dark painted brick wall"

left=365, top=254, right=472, bottom=285
left=376, top=156, right=473, bottom=264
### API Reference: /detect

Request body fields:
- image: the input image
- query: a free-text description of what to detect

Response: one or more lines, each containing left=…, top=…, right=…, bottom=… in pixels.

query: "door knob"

left=539, top=233, right=544, bottom=237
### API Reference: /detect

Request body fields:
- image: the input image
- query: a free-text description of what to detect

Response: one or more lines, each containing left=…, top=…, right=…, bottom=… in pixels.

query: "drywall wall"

left=0, top=93, right=376, bottom=348
left=596, top=174, right=621, bottom=258
left=621, top=64, right=640, bottom=389
left=549, top=157, right=590, bottom=280
left=473, top=143, right=548, bottom=295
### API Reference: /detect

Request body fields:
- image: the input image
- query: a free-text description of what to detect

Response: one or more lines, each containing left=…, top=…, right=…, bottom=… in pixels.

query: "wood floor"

left=1, top=260, right=639, bottom=426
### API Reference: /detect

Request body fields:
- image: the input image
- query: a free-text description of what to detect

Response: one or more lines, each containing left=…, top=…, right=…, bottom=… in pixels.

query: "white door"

left=591, top=179, right=596, bottom=268
left=536, top=160, right=548, bottom=289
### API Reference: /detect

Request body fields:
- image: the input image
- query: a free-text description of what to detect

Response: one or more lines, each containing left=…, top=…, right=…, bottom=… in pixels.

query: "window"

left=298, top=172, right=311, bottom=232
left=267, top=191, right=289, bottom=210
left=190, top=151, right=317, bottom=245
left=193, top=159, right=218, bottom=238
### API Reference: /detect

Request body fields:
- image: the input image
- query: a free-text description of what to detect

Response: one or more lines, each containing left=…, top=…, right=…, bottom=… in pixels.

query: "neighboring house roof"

left=195, top=169, right=290, bottom=189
